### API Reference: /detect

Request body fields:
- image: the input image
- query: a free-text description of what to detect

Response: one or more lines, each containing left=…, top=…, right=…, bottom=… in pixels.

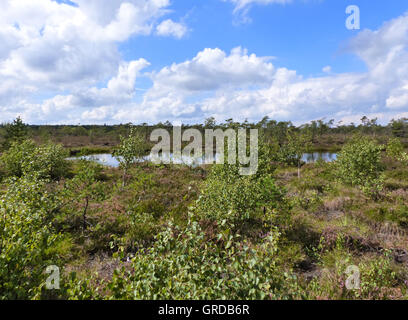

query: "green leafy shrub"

left=0, top=140, right=68, bottom=179
left=35, top=142, right=70, bottom=179
left=0, top=139, right=36, bottom=177
left=58, top=272, right=101, bottom=300
left=336, top=136, right=385, bottom=198
left=387, top=137, right=408, bottom=165
left=108, top=219, right=293, bottom=299
left=0, top=175, right=61, bottom=299
left=195, top=164, right=284, bottom=223
left=113, top=126, right=147, bottom=186
left=195, top=135, right=287, bottom=224
left=276, top=131, right=312, bottom=178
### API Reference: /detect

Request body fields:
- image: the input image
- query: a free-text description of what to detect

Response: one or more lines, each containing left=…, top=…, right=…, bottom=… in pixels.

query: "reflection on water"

left=67, top=154, right=121, bottom=167
left=302, top=152, right=337, bottom=163
left=67, top=153, right=220, bottom=168
left=68, top=152, right=338, bottom=167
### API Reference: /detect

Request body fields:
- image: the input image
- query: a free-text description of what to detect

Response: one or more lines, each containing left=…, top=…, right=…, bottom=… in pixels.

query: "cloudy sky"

left=1, top=0, right=408, bottom=125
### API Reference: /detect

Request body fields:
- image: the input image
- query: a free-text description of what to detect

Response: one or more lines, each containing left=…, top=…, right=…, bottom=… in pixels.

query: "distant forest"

left=1, top=116, right=407, bottom=154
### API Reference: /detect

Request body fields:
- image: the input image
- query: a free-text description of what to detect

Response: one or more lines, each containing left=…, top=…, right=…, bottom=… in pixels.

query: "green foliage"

left=104, top=132, right=295, bottom=300
left=64, top=160, right=106, bottom=230
left=262, top=120, right=294, bottom=145
left=304, top=249, right=400, bottom=300
left=0, top=140, right=36, bottom=177
left=108, top=219, right=292, bottom=299
left=204, top=116, right=216, bottom=128
left=0, top=139, right=68, bottom=179
left=387, top=137, right=408, bottom=165
left=277, top=131, right=312, bottom=167
left=0, top=175, right=61, bottom=299
left=35, top=142, right=70, bottom=179
left=2, top=117, right=28, bottom=150
left=125, top=211, right=159, bottom=247
left=390, top=118, right=408, bottom=138
left=113, top=126, right=147, bottom=186
left=195, top=165, right=284, bottom=223
left=1, top=119, right=407, bottom=300
left=195, top=135, right=286, bottom=224
left=356, top=253, right=398, bottom=299
left=336, top=136, right=385, bottom=198
left=58, top=272, right=101, bottom=300
left=293, top=189, right=323, bottom=211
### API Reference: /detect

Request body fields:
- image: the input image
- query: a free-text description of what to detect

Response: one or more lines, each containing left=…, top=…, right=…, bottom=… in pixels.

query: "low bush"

left=336, top=136, right=385, bottom=198
left=0, top=175, right=61, bottom=299
left=0, top=140, right=69, bottom=179
left=107, top=219, right=295, bottom=299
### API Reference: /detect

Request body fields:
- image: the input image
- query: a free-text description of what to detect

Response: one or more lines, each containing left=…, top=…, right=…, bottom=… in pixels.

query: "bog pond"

left=68, top=152, right=338, bottom=168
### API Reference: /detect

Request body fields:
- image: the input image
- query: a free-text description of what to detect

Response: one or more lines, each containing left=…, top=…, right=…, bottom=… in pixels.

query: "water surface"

left=67, top=153, right=218, bottom=168
left=301, top=152, right=337, bottom=163
left=68, top=151, right=338, bottom=168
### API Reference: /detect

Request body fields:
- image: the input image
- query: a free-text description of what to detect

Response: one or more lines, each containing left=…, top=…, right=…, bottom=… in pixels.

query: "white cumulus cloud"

left=156, top=19, right=188, bottom=39
left=1, top=2, right=408, bottom=126
left=0, top=0, right=191, bottom=123
left=112, top=13, right=408, bottom=125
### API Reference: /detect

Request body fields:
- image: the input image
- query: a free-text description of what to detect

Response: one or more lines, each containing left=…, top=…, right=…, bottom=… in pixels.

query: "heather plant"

left=355, top=252, right=399, bottom=299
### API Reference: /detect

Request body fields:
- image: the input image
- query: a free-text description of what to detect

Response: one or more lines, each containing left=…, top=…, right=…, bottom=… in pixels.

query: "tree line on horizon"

left=1, top=116, right=408, bottom=142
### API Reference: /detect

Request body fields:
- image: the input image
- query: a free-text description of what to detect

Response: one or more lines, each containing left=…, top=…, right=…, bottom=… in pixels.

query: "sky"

left=0, top=0, right=408, bottom=125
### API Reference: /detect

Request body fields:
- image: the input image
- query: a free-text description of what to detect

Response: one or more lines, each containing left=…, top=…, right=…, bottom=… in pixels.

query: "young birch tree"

left=113, top=127, right=146, bottom=186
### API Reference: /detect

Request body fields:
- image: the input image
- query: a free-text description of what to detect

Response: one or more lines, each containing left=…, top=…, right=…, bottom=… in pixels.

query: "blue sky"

left=123, top=0, right=406, bottom=75
left=1, top=0, right=408, bottom=125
